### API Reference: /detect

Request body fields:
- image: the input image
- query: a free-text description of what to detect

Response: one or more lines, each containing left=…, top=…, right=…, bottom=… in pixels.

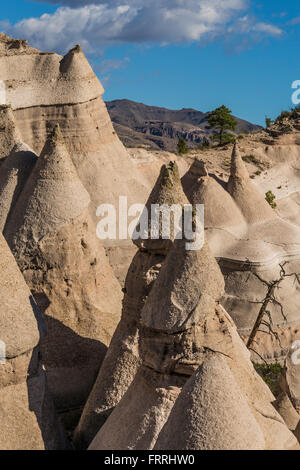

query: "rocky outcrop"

left=0, top=233, right=68, bottom=450
left=273, top=392, right=300, bottom=433
left=183, top=159, right=246, bottom=234
left=0, top=105, right=20, bottom=161
left=74, top=162, right=189, bottom=448
left=155, top=355, right=266, bottom=450
left=0, top=142, right=37, bottom=231
left=182, top=143, right=300, bottom=362
left=0, top=34, right=148, bottom=219
left=280, top=348, right=300, bottom=413
left=89, top=225, right=298, bottom=450
left=4, top=125, right=122, bottom=413
left=0, top=34, right=152, bottom=286
left=227, top=142, right=276, bottom=224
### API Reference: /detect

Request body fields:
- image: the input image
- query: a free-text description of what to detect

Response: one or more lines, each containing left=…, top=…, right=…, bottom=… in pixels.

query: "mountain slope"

left=106, top=99, right=262, bottom=151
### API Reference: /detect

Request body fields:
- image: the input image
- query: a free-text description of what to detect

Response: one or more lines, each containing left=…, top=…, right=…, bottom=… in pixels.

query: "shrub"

left=177, top=136, right=188, bottom=154
left=265, top=190, right=277, bottom=209
left=254, top=363, right=283, bottom=396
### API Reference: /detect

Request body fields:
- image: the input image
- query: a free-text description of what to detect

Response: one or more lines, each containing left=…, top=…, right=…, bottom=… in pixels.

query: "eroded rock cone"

left=185, top=159, right=246, bottom=233
left=155, top=355, right=266, bottom=450
left=0, top=234, right=68, bottom=450
left=0, top=105, right=20, bottom=161
left=90, top=231, right=298, bottom=450
left=88, top=228, right=225, bottom=450
left=0, top=142, right=37, bottom=231
left=227, top=142, right=276, bottom=224
left=75, top=162, right=189, bottom=448
left=4, top=124, right=122, bottom=414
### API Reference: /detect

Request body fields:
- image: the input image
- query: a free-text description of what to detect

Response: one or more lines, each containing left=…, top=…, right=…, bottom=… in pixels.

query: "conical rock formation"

left=0, top=34, right=150, bottom=283
left=89, top=226, right=226, bottom=450
left=4, top=125, right=122, bottom=413
left=89, top=229, right=298, bottom=450
left=183, top=145, right=300, bottom=363
left=185, top=159, right=246, bottom=234
left=0, top=234, right=68, bottom=450
left=227, top=142, right=276, bottom=224
left=75, top=162, right=188, bottom=448
left=155, top=355, right=266, bottom=450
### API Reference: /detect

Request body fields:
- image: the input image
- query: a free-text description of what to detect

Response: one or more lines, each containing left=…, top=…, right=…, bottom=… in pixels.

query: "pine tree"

left=177, top=136, right=188, bottom=154
left=206, top=105, right=237, bottom=146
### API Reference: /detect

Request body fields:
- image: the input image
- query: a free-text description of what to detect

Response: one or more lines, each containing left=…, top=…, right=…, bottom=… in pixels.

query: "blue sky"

left=1, top=1, right=300, bottom=125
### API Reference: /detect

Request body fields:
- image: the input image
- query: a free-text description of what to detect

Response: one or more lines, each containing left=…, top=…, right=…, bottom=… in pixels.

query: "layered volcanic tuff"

left=89, top=220, right=298, bottom=450
left=0, top=233, right=69, bottom=450
left=74, top=162, right=189, bottom=449
left=4, top=125, right=122, bottom=416
left=0, top=34, right=149, bottom=282
left=182, top=143, right=300, bottom=362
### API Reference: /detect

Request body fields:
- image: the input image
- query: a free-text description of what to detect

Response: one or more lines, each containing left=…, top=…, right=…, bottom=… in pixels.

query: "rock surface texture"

left=0, top=233, right=69, bottom=450
left=88, top=186, right=297, bottom=450
left=182, top=143, right=300, bottom=362
left=75, top=162, right=188, bottom=448
left=4, top=125, right=122, bottom=413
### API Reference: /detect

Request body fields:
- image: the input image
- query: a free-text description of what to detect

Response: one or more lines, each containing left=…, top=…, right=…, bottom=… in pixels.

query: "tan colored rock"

left=75, top=162, right=188, bottom=448
left=5, top=125, right=122, bottom=412
left=295, top=421, right=300, bottom=443
left=155, top=355, right=265, bottom=450
left=280, top=347, right=300, bottom=411
left=0, top=34, right=151, bottom=285
left=0, top=34, right=148, bottom=218
left=0, top=142, right=37, bottom=231
left=0, top=105, right=20, bottom=161
left=273, top=392, right=300, bottom=432
left=89, top=228, right=225, bottom=450
left=227, top=142, right=276, bottom=224
left=0, top=233, right=68, bottom=450
left=183, top=159, right=246, bottom=233
left=90, top=230, right=298, bottom=450
left=182, top=145, right=300, bottom=363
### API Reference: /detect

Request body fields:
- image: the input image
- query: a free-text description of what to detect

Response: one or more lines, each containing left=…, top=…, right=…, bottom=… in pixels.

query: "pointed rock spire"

left=89, top=230, right=299, bottom=450
left=0, top=142, right=37, bottom=231
left=229, top=141, right=249, bottom=181
left=59, top=44, right=104, bottom=94
left=185, top=159, right=246, bottom=231
left=227, top=142, right=276, bottom=224
left=5, top=123, right=90, bottom=247
left=189, top=158, right=209, bottom=177
left=141, top=234, right=225, bottom=334
left=75, top=162, right=189, bottom=448
left=154, top=354, right=266, bottom=450
left=4, top=127, right=122, bottom=416
left=134, top=161, right=189, bottom=253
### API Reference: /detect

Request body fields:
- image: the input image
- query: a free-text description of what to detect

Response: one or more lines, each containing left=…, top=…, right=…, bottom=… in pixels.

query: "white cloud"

left=95, top=57, right=130, bottom=75
left=2, top=1, right=282, bottom=55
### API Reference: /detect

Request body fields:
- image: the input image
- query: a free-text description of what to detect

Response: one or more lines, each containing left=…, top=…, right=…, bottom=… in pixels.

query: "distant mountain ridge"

left=105, top=99, right=262, bottom=151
